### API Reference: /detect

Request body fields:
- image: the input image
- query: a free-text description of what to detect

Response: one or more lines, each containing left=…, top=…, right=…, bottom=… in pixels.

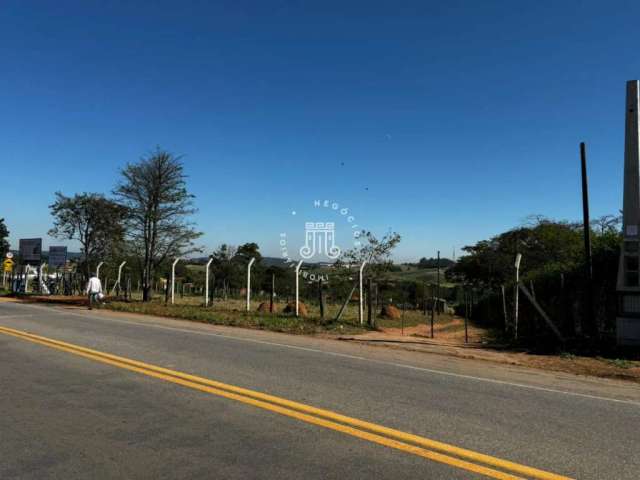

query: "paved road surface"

left=1, top=301, right=639, bottom=479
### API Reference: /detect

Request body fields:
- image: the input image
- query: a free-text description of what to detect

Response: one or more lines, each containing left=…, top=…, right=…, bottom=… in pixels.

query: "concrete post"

left=359, top=261, right=367, bottom=325
left=205, top=257, right=213, bottom=307
left=111, top=261, right=126, bottom=295
left=39, top=263, right=48, bottom=294
left=514, top=253, right=522, bottom=339
left=246, top=258, right=256, bottom=312
left=617, top=80, right=640, bottom=345
left=171, top=258, right=181, bottom=305
left=295, top=260, right=303, bottom=317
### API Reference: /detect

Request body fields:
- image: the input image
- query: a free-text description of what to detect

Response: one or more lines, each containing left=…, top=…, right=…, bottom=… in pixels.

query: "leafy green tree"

left=237, top=242, right=262, bottom=263
left=0, top=218, right=9, bottom=260
left=339, top=230, right=401, bottom=276
left=48, top=193, right=127, bottom=277
left=447, top=216, right=611, bottom=287
left=114, top=148, right=203, bottom=301
left=418, top=257, right=455, bottom=269
left=211, top=244, right=239, bottom=296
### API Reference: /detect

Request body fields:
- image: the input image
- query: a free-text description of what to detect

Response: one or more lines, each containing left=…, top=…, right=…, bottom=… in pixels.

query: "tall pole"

left=617, top=80, right=640, bottom=346
left=359, top=261, right=367, bottom=325
left=205, top=257, right=213, bottom=307
left=295, top=260, right=303, bottom=317
left=171, top=257, right=180, bottom=305
left=580, top=142, right=595, bottom=336
left=436, top=250, right=440, bottom=317
left=246, top=257, right=256, bottom=312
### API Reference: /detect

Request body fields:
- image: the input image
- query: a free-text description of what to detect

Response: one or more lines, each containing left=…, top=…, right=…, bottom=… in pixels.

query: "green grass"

left=598, top=357, right=634, bottom=369
left=382, top=267, right=455, bottom=286
left=105, top=298, right=369, bottom=336
left=560, top=352, right=577, bottom=360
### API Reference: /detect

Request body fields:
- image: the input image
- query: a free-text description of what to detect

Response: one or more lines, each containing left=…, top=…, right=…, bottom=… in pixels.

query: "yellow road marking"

left=0, top=325, right=573, bottom=480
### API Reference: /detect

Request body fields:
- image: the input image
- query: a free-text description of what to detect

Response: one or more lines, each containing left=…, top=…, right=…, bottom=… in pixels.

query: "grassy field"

left=104, top=292, right=462, bottom=335
left=3, top=288, right=469, bottom=339
left=105, top=297, right=373, bottom=335
left=382, top=266, right=456, bottom=286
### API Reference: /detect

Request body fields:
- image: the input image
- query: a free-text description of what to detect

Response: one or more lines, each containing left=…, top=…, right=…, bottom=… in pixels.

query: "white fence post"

left=359, top=261, right=367, bottom=325
left=205, top=257, right=213, bottom=307
left=39, top=263, right=48, bottom=294
left=111, top=261, right=126, bottom=295
left=295, top=260, right=303, bottom=317
left=171, top=258, right=181, bottom=305
left=246, top=258, right=256, bottom=312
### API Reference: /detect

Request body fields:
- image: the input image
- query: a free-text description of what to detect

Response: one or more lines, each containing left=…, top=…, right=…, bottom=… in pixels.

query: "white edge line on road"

left=5, top=302, right=640, bottom=408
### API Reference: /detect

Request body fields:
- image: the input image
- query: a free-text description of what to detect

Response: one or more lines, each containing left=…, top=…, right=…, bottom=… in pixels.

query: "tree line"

left=446, top=215, right=621, bottom=344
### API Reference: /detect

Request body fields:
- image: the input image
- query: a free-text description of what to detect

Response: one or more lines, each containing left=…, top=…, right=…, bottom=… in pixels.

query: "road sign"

left=49, top=246, right=68, bottom=268
left=19, top=238, right=42, bottom=263
left=3, top=259, right=14, bottom=272
left=5, top=252, right=13, bottom=259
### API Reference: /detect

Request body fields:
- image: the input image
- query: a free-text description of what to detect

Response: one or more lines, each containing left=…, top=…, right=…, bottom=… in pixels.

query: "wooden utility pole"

left=580, top=142, right=595, bottom=337
left=436, top=250, right=441, bottom=317
left=270, top=273, right=275, bottom=313
left=318, top=278, right=325, bottom=321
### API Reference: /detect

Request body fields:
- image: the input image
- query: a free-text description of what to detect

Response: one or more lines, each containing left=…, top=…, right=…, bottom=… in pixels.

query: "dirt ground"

left=340, top=316, right=640, bottom=383
left=378, top=317, right=486, bottom=344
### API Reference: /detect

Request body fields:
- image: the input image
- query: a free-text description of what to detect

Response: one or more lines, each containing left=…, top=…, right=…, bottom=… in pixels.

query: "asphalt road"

left=1, top=301, right=639, bottom=479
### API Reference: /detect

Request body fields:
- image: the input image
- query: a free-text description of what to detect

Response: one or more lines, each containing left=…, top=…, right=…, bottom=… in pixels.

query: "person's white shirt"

left=86, top=276, right=102, bottom=294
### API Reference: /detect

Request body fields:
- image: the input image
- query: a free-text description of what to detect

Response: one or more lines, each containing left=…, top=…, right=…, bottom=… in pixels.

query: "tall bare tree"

left=49, top=193, right=127, bottom=277
left=114, top=149, right=202, bottom=301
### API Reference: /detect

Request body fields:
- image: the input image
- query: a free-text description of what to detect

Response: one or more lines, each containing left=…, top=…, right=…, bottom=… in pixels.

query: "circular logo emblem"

left=278, top=199, right=364, bottom=281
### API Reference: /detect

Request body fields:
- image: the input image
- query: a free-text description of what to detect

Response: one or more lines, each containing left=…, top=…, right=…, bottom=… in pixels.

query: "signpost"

left=48, top=246, right=68, bottom=269
left=19, top=238, right=42, bottom=264
left=2, top=258, right=13, bottom=288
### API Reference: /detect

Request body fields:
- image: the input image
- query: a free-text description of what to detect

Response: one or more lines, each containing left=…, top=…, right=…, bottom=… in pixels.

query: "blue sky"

left=1, top=0, right=639, bottom=262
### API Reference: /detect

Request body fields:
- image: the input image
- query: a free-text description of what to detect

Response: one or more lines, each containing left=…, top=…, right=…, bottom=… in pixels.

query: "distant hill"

left=188, top=256, right=333, bottom=267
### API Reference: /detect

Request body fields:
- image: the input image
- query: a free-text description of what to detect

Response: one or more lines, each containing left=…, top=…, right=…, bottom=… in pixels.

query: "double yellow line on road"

left=0, top=325, right=573, bottom=480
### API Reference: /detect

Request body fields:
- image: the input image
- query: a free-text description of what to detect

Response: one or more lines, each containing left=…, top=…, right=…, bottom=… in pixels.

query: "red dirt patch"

left=380, top=305, right=401, bottom=319
left=257, top=302, right=273, bottom=313
left=283, top=302, right=308, bottom=317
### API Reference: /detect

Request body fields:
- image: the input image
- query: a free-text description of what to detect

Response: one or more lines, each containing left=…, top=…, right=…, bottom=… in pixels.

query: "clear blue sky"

left=2, top=0, right=639, bottom=262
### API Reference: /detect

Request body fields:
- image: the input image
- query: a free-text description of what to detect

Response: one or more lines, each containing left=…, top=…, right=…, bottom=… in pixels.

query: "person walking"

left=86, top=274, right=103, bottom=310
